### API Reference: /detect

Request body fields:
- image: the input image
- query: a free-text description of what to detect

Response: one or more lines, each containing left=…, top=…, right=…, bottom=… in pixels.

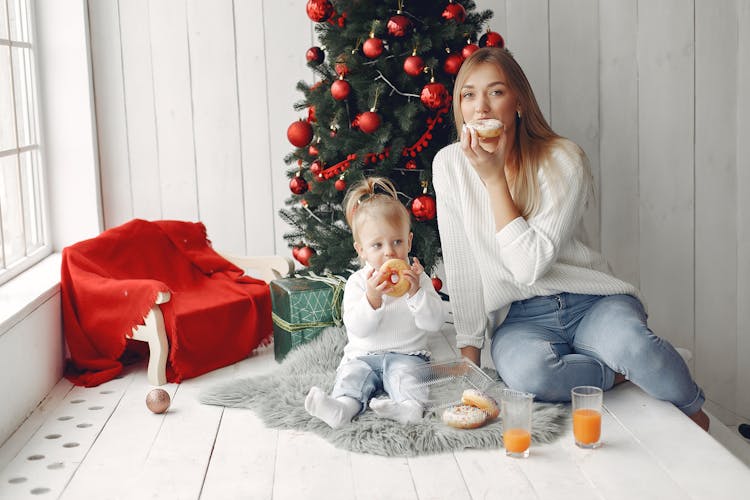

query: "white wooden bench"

left=130, top=254, right=294, bottom=385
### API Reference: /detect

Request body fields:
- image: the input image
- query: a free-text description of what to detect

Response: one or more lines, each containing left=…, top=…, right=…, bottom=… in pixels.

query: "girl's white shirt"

left=341, top=261, right=446, bottom=362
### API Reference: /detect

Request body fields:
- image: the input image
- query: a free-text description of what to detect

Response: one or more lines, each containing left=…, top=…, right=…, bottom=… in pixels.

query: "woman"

left=432, top=47, right=708, bottom=429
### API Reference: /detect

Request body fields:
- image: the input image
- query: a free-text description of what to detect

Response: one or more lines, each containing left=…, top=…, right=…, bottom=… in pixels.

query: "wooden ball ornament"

left=146, top=388, right=171, bottom=414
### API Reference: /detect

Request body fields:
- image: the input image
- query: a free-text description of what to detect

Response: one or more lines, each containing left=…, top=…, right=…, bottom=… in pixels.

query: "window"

left=0, top=0, right=49, bottom=286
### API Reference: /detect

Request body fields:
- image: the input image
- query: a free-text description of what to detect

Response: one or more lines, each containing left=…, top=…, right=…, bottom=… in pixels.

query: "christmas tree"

left=281, top=0, right=500, bottom=281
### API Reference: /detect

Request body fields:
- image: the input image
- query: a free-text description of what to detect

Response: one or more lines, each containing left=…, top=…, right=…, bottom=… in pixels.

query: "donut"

left=467, top=118, right=503, bottom=138
left=379, top=258, right=410, bottom=297
left=462, top=389, right=500, bottom=420
left=442, top=405, right=489, bottom=429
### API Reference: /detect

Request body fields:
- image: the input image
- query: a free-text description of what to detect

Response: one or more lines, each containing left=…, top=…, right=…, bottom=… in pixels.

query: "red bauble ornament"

left=405, top=159, right=417, bottom=170
left=479, top=31, right=505, bottom=48
left=358, top=111, right=381, bottom=134
left=306, top=0, right=333, bottom=22
left=287, top=120, right=313, bottom=148
left=289, top=175, right=308, bottom=195
left=335, top=61, right=349, bottom=77
left=363, top=37, right=384, bottom=59
left=403, top=54, right=425, bottom=76
left=462, top=43, right=480, bottom=59
left=443, top=53, right=464, bottom=75
left=331, top=78, right=351, bottom=100
left=334, top=177, right=347, bottom=191
left=387, top=14, right=412, bottom=37
left=420, top=81, right=450, bottom=110
left=310, top=160, right=323, bottom=175
left=306, top=46, right=325, bottom=65
left=411, top=194, right=437, bottom=221
left=308, top=144, right=319, bottom=156
left=295, top=246, right=315, bottom=267
left=442, top=2, right=466, bottom=23
left=432, top=276, right=443, bottom=292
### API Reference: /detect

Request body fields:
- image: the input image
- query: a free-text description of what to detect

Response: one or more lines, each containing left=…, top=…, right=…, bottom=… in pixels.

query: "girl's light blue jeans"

left=490, top=293, right=705, bottom=416
left=331, top=352, right=429, bottom=414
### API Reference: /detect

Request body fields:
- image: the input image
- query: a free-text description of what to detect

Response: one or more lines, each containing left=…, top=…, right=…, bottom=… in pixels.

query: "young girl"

left=304, top=177, right=445, bottom=428
left=432, top=47, right=709, bottom=430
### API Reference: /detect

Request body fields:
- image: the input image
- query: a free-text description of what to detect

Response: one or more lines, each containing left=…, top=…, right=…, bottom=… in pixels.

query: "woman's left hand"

left=460, top=125, right=508, bottom=186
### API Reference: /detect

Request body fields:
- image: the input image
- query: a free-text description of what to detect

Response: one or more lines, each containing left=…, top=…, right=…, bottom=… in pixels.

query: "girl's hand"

left=403, top=257, right=424, bottom=298
left=365, top=267, right=390, bottom=308
left=460, top=124, right=508, bottom=186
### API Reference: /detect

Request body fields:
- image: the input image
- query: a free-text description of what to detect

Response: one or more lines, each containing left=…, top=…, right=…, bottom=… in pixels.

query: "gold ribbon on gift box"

left=271, top=272, right=346, bottom=332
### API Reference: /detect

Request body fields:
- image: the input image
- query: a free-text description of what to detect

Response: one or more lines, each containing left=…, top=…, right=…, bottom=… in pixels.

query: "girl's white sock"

left=369, top=398, right=423, bottom=424
left=304, top=386, right=359, bottom=429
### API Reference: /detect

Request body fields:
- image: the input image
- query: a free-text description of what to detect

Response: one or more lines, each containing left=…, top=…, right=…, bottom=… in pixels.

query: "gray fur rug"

left=200, top=327, right=568, bottom=456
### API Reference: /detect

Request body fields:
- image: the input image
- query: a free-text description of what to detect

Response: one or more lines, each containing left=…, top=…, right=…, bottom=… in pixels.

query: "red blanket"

left=61, top=219, right=272, bottom=387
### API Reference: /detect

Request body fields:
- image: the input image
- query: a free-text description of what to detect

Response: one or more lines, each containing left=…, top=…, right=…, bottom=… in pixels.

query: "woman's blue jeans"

left=490, top=293, right=704, bottom=415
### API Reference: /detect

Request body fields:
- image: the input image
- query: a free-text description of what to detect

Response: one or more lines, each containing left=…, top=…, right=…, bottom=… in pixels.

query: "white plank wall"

left=738, top=0, right=750, bottom=424
left=694, top=0, right=739, bottom=424
left=86, top=0, right=750, bottom=425
left=599, top=0, right=639, bottom=288
left=637, top=0, right=695, bottom=361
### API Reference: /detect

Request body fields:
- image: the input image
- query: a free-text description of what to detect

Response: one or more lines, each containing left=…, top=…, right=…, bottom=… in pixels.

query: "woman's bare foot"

left=689, top=409, right=710, bottom=431
left=613, top=373, right=627, bottom=385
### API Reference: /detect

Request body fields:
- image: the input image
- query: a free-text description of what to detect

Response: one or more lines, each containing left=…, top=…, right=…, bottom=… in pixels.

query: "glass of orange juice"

left=501, top=389, right=534, bottom=458
left=572, top=386, right=603, bottom=449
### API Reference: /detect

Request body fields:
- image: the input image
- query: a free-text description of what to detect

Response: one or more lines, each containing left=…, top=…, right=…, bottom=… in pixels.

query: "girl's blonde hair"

left=343, top=177, right=410, bottom=242
left=453, top=47, right=592, bottom=217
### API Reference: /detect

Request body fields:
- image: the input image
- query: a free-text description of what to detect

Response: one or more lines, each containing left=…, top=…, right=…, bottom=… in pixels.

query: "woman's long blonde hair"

left=343, top=177, right=410, bottom=243
left=453, top=47, right=591, bottom=217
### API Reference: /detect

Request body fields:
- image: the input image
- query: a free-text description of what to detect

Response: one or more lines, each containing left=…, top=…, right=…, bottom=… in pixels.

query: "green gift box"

left=270, top=276, right=345, bottom=361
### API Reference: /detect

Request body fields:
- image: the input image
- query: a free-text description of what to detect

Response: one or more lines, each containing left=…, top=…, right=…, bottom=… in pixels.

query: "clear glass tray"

left=385, top=358, right=505, bottom=415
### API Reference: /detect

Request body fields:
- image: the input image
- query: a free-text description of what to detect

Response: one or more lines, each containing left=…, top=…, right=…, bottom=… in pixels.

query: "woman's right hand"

left=460, top=125, right=507, bottom=187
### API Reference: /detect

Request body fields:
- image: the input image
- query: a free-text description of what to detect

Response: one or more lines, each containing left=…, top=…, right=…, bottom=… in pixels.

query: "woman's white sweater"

left=432, top=139, right=642, bottom=349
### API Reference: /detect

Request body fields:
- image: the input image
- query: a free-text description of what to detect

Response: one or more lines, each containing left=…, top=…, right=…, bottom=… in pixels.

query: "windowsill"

left=0, top=253, right=62, bottom=337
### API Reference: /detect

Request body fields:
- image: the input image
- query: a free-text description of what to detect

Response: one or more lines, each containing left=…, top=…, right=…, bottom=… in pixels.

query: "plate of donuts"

left=385, top=358, right=504, bottom=427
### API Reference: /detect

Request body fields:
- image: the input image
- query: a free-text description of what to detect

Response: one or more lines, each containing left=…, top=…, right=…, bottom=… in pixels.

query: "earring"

left=517, top=110, right=522, bottom=119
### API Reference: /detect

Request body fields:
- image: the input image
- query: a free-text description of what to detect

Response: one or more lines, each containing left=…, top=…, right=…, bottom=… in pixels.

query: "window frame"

left=0, top=0, right=51, bottom=286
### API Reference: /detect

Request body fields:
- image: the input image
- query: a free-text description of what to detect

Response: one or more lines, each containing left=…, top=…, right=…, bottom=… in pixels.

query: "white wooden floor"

left=1, top=320, right=750, bottom=500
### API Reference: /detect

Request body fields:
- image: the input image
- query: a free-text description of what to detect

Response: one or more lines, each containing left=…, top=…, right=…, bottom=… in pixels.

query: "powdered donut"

left=462, top=389, right=500, bottom=420
left=379, top=258, right=410, bottom=297
left=467, top=118, right=503, bottom=138
left=442, top=404, right=489, bottom=429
